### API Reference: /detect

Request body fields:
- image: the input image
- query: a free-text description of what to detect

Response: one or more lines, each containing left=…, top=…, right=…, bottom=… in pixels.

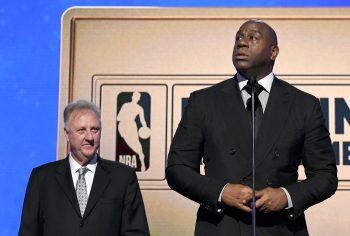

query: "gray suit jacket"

left=166, top=76, right=337, bottom=236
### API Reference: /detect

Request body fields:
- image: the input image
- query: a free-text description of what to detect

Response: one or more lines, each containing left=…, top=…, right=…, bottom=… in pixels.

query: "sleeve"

left=121, top=170, right=150, bottom=236
left=285, top=97, right=338, bottom=219
left=166, top=92, right=227, bottom=212
left=18, top=168, right=43, bottom=236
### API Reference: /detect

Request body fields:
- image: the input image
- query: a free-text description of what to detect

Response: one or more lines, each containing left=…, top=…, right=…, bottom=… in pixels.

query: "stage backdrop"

left=58, top=8, right=350, bottom=235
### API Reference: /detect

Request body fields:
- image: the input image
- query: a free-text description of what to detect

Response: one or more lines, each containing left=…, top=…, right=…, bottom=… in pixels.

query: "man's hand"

left=221, top=183, right=253, bottom=212
left=255, top=187, right=288, bottom=213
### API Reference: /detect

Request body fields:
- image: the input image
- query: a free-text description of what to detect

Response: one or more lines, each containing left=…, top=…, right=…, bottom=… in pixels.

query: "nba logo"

left=116, top=91, right=151, bottom=172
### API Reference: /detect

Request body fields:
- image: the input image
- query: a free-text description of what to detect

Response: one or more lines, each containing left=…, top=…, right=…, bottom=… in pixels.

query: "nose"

left=237, top=37, right=248, bottom=48
left=85, top=131, right=94, bottom=141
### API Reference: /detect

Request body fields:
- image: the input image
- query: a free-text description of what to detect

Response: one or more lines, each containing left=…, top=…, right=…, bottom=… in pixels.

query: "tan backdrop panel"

left=59, top=8, right=350, bottom=235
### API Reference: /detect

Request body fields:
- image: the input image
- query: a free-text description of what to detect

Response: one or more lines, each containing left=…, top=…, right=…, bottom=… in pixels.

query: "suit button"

left=80, top=221, right=84, bottom=227
left=229, top=148, right=236, bottom=155
left=274, top=150, right=280, bottom=158
left=285, top=208, right=294, bottom=219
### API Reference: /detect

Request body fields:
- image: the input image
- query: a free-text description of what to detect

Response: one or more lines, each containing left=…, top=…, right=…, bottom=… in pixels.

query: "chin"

left=81, top=150, right=96, bottom=158
left=234, top=61, right=250, bottom=70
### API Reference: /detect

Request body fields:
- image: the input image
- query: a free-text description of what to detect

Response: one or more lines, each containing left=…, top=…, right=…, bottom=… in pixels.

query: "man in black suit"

left=19, top=100, right=150, bottom=236
left=166, top=19, right=337, bottom=235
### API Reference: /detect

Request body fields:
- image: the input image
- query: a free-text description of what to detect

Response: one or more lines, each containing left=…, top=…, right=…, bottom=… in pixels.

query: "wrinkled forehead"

left=69, top=109, right=100, bottom=122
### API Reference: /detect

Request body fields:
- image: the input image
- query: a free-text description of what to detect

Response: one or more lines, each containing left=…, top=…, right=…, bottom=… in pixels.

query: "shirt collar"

left=236, top=72, right=274, bottom=93
left=69, top=153, right=97, bottom=175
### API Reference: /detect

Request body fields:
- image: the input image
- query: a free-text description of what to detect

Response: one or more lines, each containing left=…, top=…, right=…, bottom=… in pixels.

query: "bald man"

left=166, top=20, right=337, bottom=236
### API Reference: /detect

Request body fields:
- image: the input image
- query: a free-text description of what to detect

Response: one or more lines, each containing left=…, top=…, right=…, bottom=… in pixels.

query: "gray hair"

left=63, top=100, right=101, bottom=129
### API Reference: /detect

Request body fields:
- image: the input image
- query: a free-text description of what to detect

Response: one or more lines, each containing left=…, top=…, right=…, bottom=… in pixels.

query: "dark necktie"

left=244, top=82, right=264, bottom=139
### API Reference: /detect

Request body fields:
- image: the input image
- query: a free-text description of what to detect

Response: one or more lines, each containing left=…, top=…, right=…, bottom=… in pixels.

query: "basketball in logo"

left=116, top=91, right=151, bottom=172
left=138, top=126, right=151, bottom=139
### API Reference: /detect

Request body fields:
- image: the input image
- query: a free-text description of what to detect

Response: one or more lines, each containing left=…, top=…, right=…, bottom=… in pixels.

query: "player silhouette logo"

left=116, top=92, right=151, bottom=172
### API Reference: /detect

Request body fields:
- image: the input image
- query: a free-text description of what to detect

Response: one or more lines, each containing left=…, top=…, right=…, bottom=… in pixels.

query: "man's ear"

left=270, top=45, right=279, bottom=61
left=64, top=128, right=70, bottom=142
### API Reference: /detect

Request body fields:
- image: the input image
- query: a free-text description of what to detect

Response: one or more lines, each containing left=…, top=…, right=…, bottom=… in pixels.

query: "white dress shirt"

left=69, top=153, right=97, bottom=197
left=236, top=72, right=273, bottom=112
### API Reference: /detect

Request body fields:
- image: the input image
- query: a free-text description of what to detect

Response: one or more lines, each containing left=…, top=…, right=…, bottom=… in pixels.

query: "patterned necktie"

left=244, top=82, right=264, bottom=139
left=76, top=167, right=88, bottom=216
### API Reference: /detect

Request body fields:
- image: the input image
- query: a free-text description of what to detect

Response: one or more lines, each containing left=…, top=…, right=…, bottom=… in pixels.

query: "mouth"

left=82, top=144, right=95, bottom=149
left=235, top=52, right=249, bottom=60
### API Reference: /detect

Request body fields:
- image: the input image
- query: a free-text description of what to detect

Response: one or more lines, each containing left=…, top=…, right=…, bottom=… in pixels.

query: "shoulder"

left=26, top=159, right=68, bottom=186
left=188, top=78, right=235, bottom=105
left=184, top=78, right=235, bottom=115
left=192, top=78, right=234, bottom=96
left=276, top=77, right=318, bottom=103
left=98, top=158, right=140, bottom=189
left=99, top=158, right=136, bottom=178
left=31, top=158, right=66, bottom=174
left=274, top=77, right=322, bottom=121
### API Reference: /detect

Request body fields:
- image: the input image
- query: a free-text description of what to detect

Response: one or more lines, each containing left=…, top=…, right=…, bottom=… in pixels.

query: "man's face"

left=232, top=21, right=278, bottom=79
left=64, top=109, right=101, bottom=165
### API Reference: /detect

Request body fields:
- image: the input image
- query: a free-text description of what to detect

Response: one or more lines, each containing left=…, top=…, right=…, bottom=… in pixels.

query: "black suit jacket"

left=19, top=156, right=150, bottom=236
left=166, top=76, right=337, bottom=236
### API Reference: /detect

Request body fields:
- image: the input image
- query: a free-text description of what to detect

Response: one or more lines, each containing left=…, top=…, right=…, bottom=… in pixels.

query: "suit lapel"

left=83, top=156, right=110, bottom=218
left=220, top=77, right=253, bottom=172
left=254, top=77, right=292, bottom=168
left=55, top=157, right=81, bottom=217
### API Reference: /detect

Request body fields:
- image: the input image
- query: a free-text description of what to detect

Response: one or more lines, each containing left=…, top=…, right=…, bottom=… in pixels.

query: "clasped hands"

left=221, top=183, right=288, bottom=213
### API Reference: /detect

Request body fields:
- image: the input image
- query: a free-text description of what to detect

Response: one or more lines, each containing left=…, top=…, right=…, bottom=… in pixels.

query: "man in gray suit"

left=19, top=100, right=150, bottom=236
left=166, top=19, right=337, bottom=235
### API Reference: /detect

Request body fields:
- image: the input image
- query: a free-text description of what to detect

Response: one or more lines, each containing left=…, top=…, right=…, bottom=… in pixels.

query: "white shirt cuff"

left=281, top=187, right=293, bottom=209
left=217, top=183, right=229, bottom=213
